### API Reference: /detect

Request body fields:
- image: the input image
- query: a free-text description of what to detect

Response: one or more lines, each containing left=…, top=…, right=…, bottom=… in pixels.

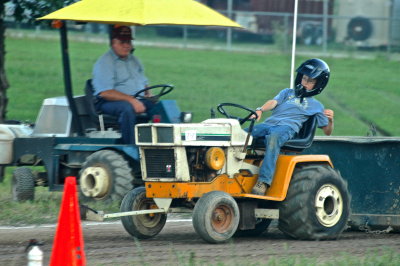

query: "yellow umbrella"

left=39, top=0, right=241, bottom=28
left=38, top=0, right=241, bottom=136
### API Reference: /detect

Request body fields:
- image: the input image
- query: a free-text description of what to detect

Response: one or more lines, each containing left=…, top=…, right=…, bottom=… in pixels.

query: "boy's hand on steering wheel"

left=251, top=110, right=262, bottom=121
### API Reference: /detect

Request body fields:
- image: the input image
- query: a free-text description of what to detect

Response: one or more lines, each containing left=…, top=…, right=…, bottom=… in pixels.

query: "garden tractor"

left=85, top=103, right=351, bottom=243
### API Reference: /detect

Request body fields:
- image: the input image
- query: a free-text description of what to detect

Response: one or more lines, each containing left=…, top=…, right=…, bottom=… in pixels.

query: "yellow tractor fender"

left=267, top=154, right=334, bottom=201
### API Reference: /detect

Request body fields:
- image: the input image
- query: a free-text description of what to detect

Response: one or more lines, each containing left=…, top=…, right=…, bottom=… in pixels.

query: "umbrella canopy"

left=39, top=0, right=241, bottom=28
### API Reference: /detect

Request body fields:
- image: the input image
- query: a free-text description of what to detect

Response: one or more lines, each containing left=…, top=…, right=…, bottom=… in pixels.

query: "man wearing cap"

left=92, top=25, right=153, bottom=144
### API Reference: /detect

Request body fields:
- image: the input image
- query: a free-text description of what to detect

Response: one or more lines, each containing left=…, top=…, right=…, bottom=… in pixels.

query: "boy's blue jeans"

left=250, top=123, right=296, bottom=186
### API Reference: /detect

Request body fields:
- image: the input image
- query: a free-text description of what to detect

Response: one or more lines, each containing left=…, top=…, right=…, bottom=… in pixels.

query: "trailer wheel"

left=79, top=150, right=134, bottom=202
left=120, top=187, right=167, bottom=239
left=279, top=164, right=350, bottom=240
left=0, top=166, right=5, bottom=183
left=12, top=167, right=35, bottom=201
left=192, top=191, right=240, bottom=243
left=234, top=219, right=272, bottom=237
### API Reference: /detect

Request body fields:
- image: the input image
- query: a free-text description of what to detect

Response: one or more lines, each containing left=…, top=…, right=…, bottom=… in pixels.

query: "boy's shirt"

left=264, top=88, right=328, bottom=133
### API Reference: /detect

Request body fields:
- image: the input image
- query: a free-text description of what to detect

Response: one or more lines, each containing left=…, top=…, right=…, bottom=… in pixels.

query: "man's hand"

left=130, top=98, right=146, bottom=113
left=100, top=89, right=146, bottom=113
left=144, top=88, right=153, bottom=98
left=324, top=109, right=334, bottom=122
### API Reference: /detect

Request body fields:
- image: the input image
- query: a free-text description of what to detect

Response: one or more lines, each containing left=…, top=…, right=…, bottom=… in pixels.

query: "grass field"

left=1, top=34, right=400, bottom=224
left=5, top=34, right=400, bottom=136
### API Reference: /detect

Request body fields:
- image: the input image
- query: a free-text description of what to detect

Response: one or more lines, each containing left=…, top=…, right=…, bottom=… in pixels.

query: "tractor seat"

left=84, top=79, right=119, bottom=128
left=251, top=115, right=317, bottom=152
left=84, top=79, right=150, bottom=129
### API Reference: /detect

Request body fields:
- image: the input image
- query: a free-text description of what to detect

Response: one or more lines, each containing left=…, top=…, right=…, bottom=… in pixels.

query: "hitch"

left=80, top=204, right=167, bottom=222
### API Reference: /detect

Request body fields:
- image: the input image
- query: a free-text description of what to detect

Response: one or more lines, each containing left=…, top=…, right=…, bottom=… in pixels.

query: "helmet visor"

left=297, top=63, right=324, bottom=79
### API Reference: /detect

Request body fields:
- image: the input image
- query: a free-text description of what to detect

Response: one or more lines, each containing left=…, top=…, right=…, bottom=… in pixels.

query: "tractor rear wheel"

left=79, top=150, right=134, bottom=202
left=279, top=164, right=350, bottom=240
left=192, top=191, right=240, bottom=243
left=120, top=187, right=167, bottom=239
left=12, top=167, right=35, bottom=201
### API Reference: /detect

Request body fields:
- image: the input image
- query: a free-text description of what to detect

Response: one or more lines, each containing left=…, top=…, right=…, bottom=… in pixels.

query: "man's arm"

left=322, top=109, right=334, bottom=136
left=254, top=99, right=278, bottom=121
left=99, top=89, right=146, bottom=113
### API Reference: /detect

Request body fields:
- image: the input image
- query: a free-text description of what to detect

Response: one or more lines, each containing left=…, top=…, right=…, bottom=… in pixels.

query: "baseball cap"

left=111, top=25, right=133, bottom=41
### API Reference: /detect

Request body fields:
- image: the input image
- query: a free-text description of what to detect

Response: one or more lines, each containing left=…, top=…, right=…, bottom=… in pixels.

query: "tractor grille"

left=144, top=149, right=175, bottom=178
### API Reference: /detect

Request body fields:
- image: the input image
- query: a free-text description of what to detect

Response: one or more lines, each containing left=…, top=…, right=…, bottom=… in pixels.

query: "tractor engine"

left=186, top=147, right=225, bottom=182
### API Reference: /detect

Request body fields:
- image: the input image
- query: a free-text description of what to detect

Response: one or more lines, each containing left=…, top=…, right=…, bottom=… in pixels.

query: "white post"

left=290, top=0, right=299, bottom=89
left=227, top=0, right=233, bottom=50
left=183, top=25, right=188, bottom=48
left=323, top=0, right=328, bottom=53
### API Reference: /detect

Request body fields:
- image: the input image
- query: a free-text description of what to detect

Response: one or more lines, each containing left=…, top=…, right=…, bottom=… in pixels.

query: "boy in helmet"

left=251, top=58, right=334, bottom=195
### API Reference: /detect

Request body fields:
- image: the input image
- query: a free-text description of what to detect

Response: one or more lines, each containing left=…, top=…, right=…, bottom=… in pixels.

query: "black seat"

left=84, top=79, right=119, bottom=128
left=251, top=115, right=317, bottom=152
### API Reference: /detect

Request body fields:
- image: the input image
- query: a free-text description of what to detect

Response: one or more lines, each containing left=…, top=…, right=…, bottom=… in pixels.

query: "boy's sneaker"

left=251, top=181, right=269, bottom=195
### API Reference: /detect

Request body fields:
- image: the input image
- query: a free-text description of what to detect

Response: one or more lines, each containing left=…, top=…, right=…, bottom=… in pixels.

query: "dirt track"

left=1, top=216, right=399, bottom=265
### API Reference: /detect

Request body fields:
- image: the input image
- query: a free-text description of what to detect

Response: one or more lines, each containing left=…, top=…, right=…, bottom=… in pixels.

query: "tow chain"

left=358, top=222, right=394, bottom=234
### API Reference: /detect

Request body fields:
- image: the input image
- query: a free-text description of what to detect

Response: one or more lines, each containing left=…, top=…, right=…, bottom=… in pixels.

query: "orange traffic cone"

left=50, top=176, right=86, bottom=266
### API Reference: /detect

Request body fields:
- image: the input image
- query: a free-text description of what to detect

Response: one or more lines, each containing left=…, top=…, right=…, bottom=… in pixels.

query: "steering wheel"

left=133, top=84, right=174, bottom=103
left=216, top=103, right=258, bottom=125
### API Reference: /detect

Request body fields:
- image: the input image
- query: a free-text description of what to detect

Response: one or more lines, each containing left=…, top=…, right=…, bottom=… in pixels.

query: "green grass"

left=0, top=167, right=120, bottom=225
left=5, top=34, right=400, bottom=136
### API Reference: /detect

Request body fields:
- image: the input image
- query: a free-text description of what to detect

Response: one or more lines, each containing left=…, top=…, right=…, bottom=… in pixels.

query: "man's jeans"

left=95, top=98, right=154, bottom=144
left=250, top=124, right=296, bottom=185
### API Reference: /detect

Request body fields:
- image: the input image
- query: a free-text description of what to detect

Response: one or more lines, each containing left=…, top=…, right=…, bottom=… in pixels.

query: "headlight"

left=137, top=126, right=152, bottom=143
left=156, top=127, right=174, bottom=143
left=180, top=112, right=193, bottom=123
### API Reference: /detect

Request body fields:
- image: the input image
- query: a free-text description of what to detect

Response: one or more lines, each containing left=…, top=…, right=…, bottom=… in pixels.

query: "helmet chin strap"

left=295, top=84, right=305, bottom=103
left=295, top=84, right=305, bottom=97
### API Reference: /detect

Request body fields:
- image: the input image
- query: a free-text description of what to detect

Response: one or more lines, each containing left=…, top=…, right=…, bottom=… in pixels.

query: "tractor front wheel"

left=279, top=164, right=350, bottom=240
left=120, top=187, right=167, bottom=239
left=192, top=191, right=240, bottom=243
left=79, top=150, right=134, bottom=202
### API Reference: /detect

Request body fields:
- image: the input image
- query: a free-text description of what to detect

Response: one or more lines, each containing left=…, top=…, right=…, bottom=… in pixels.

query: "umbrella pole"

left=59, top=22, right=84, bottom=136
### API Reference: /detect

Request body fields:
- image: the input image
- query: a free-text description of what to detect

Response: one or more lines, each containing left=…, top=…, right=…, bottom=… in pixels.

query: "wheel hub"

left=315, top=184, right=343, bottom=227
left=80, top=166, right=110, bottom=198
left=211, top=205, right=233, bottom=233
left=137, top=201, right=162, bottom=228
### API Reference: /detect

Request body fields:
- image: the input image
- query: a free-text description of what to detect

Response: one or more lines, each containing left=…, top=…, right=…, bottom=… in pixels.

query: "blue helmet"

left=294, top=58, right=330, bottom=98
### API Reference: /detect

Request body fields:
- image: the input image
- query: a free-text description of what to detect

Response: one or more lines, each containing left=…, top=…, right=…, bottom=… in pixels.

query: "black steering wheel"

left=133, top=84, right=174, bottom=103
left=217, top=103, right=258, bottom=125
